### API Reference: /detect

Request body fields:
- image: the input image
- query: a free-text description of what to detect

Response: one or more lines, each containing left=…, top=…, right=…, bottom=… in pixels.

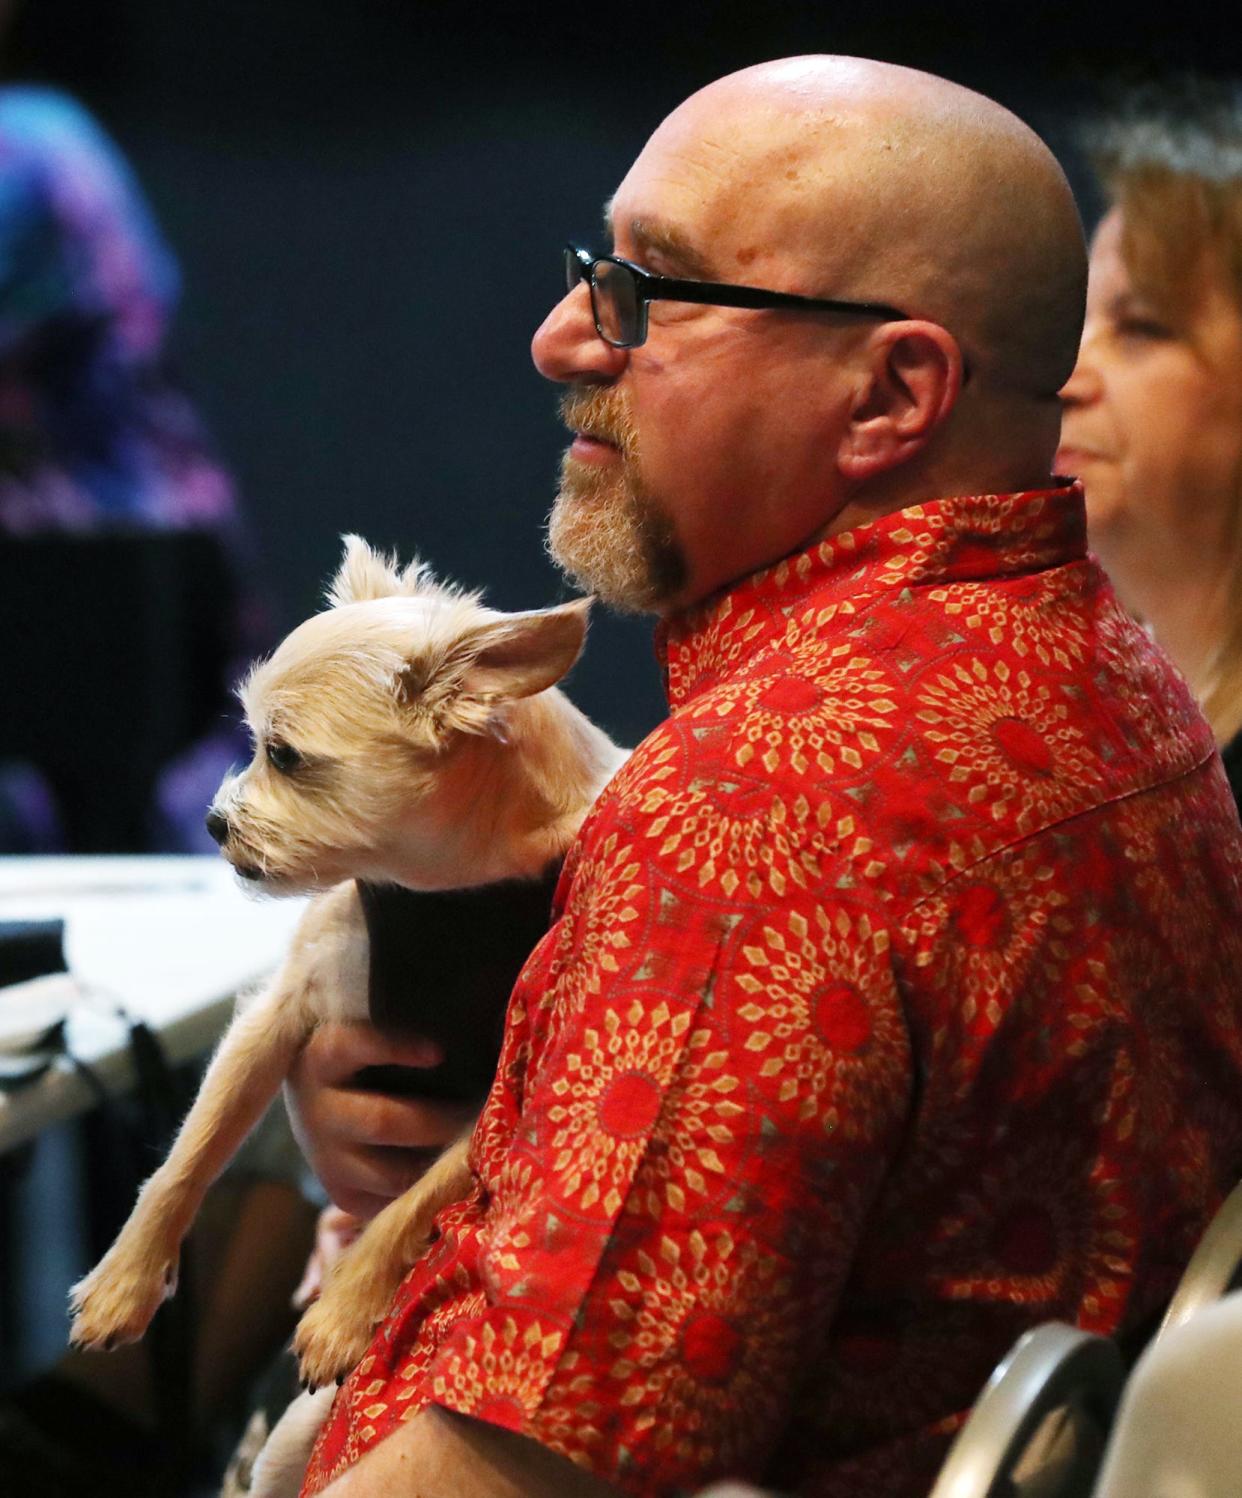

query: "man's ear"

left=838, top=322, right=964, bottom=482
left=327, top=535, right=438, bottom=606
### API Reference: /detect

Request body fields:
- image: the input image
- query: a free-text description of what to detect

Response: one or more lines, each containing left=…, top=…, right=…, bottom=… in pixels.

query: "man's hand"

left=285, top=1022, right=477, bottom=1220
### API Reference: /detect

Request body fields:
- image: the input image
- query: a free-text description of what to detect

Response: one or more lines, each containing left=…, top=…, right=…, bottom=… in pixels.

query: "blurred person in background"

left=0, top=81, right=265, bottom=851
left=1059, top=80, right=1242, bottom=807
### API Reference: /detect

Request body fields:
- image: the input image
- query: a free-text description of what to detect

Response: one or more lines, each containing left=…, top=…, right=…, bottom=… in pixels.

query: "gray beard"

left=546, top=449, right=687, bottom=613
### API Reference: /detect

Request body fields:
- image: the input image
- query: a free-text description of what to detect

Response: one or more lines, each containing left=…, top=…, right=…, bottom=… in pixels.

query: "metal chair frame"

left=1158, top=1178, right=1242, bottom=1338
left=927, top=1322, right=1125, bottom=1498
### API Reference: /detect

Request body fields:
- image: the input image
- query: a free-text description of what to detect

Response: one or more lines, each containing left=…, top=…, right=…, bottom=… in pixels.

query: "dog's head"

left=207, top=535, right=589, bottom=892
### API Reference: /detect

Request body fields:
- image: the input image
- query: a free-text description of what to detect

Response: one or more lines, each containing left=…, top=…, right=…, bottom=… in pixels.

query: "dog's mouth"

left=215, top=823, right=341, bottom=894
left=228, top=857, right=323, bottom=896
left=217, top=841, right=274, bottom=884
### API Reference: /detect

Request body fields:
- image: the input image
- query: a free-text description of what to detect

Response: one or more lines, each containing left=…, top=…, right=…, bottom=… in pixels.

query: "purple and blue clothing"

left=0, top=87, right=261, bottom=850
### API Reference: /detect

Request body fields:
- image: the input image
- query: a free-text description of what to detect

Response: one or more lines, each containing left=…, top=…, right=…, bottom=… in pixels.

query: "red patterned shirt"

left=303, top=485, right=1242, bottom=1497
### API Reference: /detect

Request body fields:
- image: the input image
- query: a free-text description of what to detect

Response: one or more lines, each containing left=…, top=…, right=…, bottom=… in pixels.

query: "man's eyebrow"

left=601, top=203, right=716, bottom=280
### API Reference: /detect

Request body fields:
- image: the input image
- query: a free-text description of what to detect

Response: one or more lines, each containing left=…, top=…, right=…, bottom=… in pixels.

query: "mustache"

left=558, top=386, right=636, bottom=456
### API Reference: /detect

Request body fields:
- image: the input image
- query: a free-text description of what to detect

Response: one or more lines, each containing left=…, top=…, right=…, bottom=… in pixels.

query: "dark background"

left=7, top=0, right=1241, bottom=748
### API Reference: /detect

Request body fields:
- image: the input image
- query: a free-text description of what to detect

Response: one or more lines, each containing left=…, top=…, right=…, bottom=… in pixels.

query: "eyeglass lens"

left=592, top=261, right=640, bottom=347
left=564, top=250, right=641, bottom=348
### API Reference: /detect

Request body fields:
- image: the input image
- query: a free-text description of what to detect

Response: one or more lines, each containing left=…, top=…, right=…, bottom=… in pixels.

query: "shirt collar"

left=656, top=482, right=1086, bottom=710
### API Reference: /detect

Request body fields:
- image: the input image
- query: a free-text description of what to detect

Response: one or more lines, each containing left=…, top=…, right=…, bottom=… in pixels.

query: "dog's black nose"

left=205, top=809, right=230, bottom=846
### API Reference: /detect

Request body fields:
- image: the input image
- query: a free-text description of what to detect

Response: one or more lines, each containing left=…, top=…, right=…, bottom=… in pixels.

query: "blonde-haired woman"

left=1059, top=84, right=1242, bottom=801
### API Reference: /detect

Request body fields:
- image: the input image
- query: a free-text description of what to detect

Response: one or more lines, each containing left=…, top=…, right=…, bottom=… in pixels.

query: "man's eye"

left=266, top=741, right=303, bottom=774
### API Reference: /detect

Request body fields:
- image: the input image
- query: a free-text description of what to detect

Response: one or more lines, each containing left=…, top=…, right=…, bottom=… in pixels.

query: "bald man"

left=293, top=57, right=1242, bottom=1498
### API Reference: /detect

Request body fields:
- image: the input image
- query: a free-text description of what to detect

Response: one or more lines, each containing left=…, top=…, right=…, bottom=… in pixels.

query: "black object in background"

left=0, top=920, right=66, bottom=990
left=0, top=531, right=236, bottom=851
left=358, top=865, right=562, bottom=1104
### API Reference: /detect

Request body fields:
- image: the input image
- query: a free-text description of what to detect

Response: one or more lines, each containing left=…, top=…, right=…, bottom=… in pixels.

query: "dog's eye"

left=266, top=741, right=303, bottom=775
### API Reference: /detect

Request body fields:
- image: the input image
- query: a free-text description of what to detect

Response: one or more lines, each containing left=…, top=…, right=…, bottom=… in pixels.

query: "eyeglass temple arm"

left=640, top=273, right=910, bottom=322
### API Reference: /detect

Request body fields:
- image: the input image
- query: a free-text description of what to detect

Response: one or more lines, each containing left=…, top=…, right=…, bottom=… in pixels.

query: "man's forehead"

left=602, top=114, right=854, bottom=286
left=600, top=105, right=792, bottom=278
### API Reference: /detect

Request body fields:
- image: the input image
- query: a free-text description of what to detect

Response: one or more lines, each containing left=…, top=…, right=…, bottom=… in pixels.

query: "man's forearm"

left=321, top=1404, right=624, bottom=1498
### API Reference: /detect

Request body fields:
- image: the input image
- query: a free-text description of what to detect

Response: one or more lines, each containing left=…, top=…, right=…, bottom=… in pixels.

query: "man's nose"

left=531, top=285, right=629, bottom=384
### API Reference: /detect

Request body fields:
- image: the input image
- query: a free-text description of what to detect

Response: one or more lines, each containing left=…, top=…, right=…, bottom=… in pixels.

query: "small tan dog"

left=68, top=538, right=625, bottom=1463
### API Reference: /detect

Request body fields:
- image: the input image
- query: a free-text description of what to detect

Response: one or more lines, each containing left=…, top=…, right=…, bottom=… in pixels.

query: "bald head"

left=626, top=57, right=1086, bottom=398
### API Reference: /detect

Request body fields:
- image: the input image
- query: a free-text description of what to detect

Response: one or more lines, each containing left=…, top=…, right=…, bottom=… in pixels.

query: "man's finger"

left=305, top=1022, right=445, bottom=1078
left=329, top=1091, right=472, bottom=1150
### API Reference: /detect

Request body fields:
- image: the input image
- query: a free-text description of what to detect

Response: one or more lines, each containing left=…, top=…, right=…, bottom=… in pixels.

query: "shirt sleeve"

left=418, top=721, right=915, bottom=1492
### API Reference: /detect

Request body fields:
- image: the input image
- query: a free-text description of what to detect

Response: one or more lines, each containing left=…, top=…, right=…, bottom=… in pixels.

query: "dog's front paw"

left=292, top=1285, right=383, bottom=1389
left=68, top=1250, right=178, bottom=1350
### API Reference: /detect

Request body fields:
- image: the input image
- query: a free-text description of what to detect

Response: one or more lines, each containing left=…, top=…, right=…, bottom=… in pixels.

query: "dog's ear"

left=459, top=597, right=592, bottom=702
left=398, top=597, right=591, bottom=738
left=327, top=535, right=438, bottom=606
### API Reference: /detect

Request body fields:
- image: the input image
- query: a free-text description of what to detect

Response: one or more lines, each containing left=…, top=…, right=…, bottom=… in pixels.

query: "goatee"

left=546, top=387, right=687, bottom=613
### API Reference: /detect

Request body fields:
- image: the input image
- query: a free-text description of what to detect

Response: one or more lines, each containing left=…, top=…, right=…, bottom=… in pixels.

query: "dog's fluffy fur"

left=67, top=538, right=625, bottom=1493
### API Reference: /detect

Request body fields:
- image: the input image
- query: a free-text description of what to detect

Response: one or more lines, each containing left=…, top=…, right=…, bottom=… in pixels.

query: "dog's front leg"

left=244, top=1386, right=337, bottom=1498
left=68, top=979, right=312, bottom=1349
left=69, top=881, right=367, bottom=1350
left=292, top=1130, right=475, bottom=1387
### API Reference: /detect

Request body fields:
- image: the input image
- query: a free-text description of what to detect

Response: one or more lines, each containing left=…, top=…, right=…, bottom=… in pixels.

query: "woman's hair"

left=1089, top=82, right=1242, bottom=745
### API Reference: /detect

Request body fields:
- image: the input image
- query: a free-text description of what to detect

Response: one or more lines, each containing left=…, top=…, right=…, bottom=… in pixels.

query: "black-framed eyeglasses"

left=564, top=243, right=912, bottom=350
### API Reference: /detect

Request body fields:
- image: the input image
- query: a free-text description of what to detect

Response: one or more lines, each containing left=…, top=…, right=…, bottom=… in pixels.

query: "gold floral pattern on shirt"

left=429, top=1315, right=564, bottom=1427
left=634, top=762, right=846, bottom=902
left=902, top=838, right=1075, bottom=1081
left=730, top=898, right=908, bottom=1133
left=543, top=999, right=694, bottom=1214
left=927, top=566, right=1093, bottom=668
left=913, top=655, right=1103, bottom=834
left=593, top=1228, right=802, bottom=1473
left=694, top=643, right=902, bottom=786
left=1093, top=600, right=1204, bottom=775
left=520, top=831, right=648, bottom=1086
left=1109, top=770, right=1242, bottom=976
left=868, top=492, right=1079, bottom=590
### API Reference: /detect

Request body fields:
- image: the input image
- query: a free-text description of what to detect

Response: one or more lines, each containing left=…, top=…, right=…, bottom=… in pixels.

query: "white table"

left=0, top=855, right=307, bottom=1153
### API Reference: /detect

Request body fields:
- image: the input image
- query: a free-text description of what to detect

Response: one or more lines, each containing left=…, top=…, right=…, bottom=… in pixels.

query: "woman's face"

left=1058, top=207, right=1242, bottom=574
